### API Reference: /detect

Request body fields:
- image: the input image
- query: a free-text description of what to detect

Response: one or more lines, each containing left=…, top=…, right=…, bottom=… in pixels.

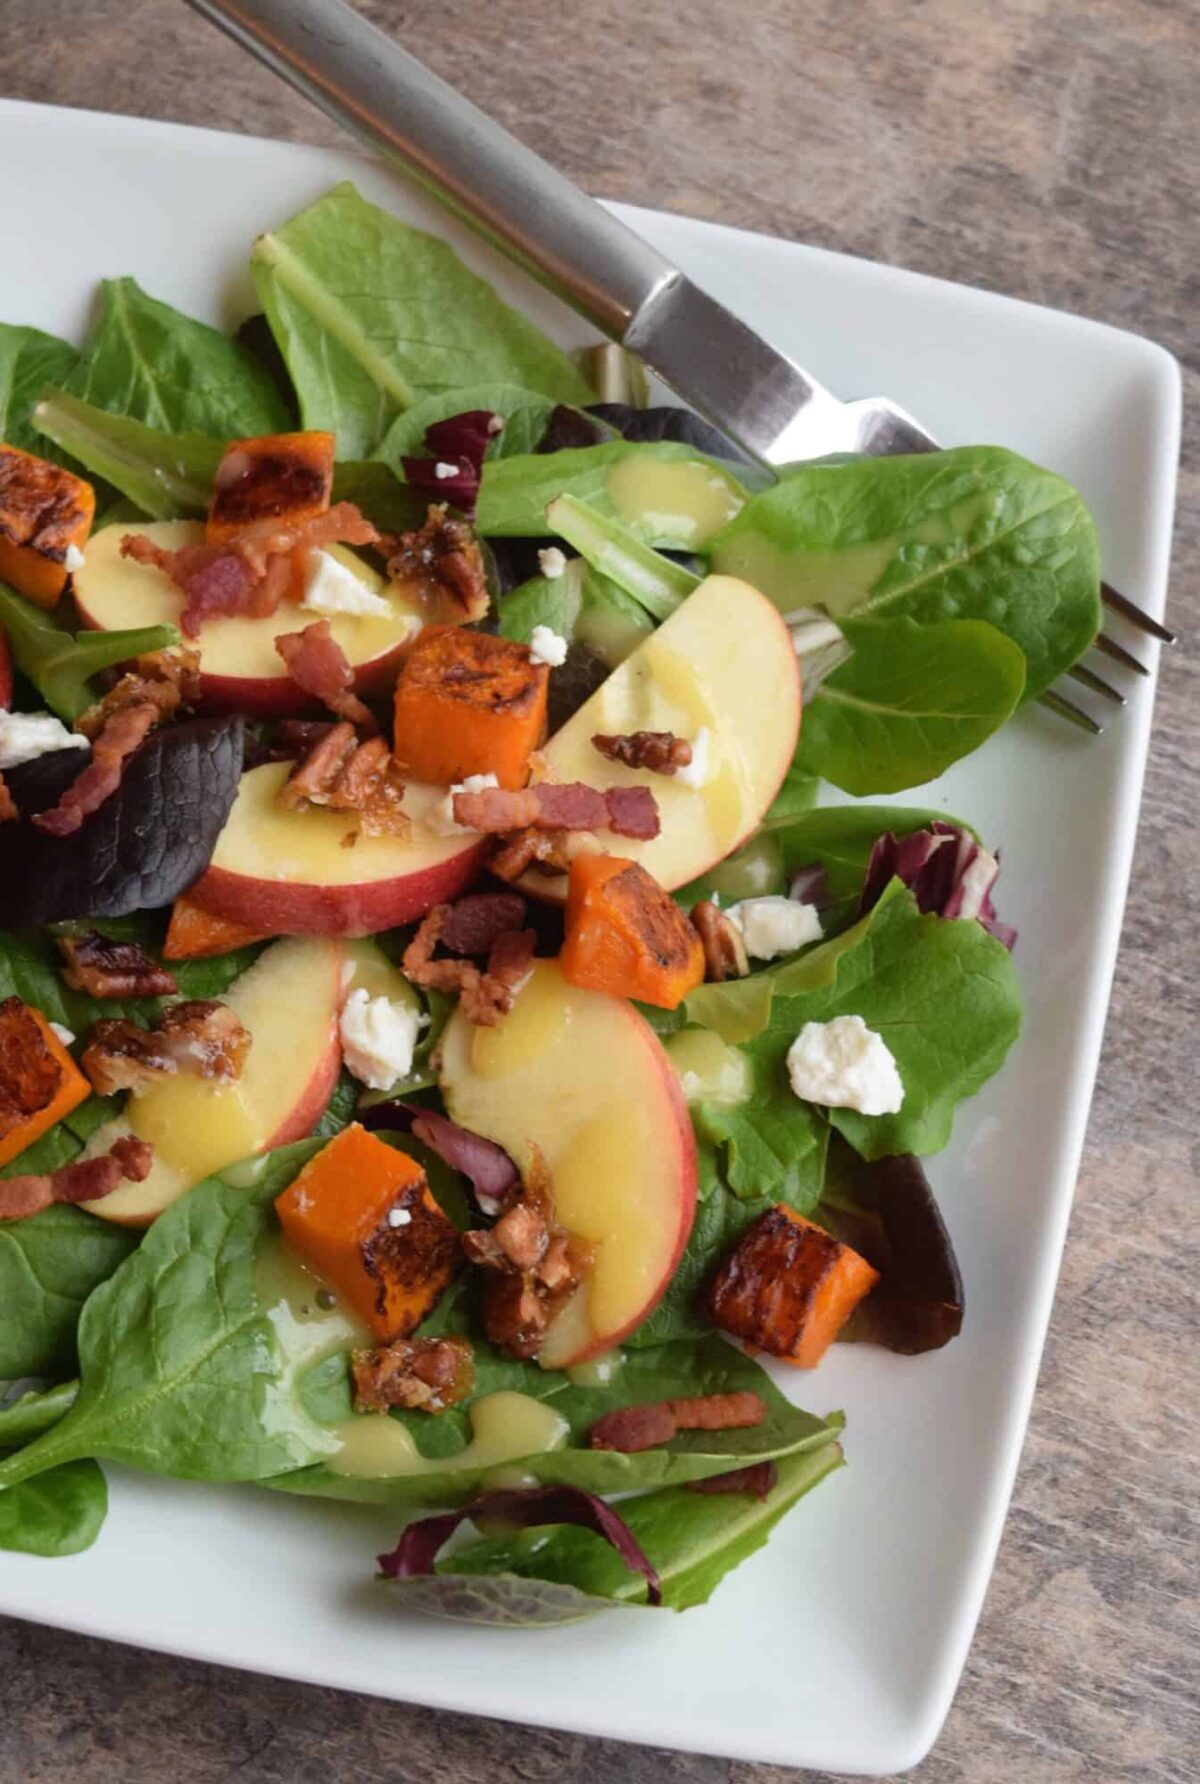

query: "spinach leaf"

left=691, top=882, right=1022, bottom=1160
left=310, top=1069, right=361, bottom=1140
left=476, top=440, right=746, bottom=547
left=545, top=492, right=698, bottom=619
left=33, top=388, right=222, bottom=519
left=711, top=446, right=1102, bottom=700
left=0, top=324, right=79, bottom=459
left=251, top=183, right=592, bottom=458
left=376, top=383, right=561, bottom=466
left=762, top=765, right=821, bottom=828
left=418, top=1440, right=844, bottom=1619
left=64, top=277, right=289, bottom=438
left=794, top=616, right=1026, bottom=794
left=0, top=1206, right=137, bottom=1380
left=696, top=1079, right=829, bottom=1212
left=0, top=1140, right=336, bottom=1491
left=0, top=1459, right=107, bottom=1557
left=498, top=569, right=581, bottom=644
left=0, top=920, right=252, bottom=1036
left=0, top=1382, right=79, bottom=1449
left=0, top=580, right=177, bottom=722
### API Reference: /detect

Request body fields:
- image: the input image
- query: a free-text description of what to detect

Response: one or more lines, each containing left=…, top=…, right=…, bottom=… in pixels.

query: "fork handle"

left=183, top=0, right=679, bottom=337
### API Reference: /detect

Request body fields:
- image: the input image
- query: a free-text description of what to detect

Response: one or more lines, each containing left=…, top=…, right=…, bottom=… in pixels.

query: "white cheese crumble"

left=528, top=624, right=568, bottom=668
left=50, top=1022, right=76, bottom=1047
left=426, top=772, right=499, bottom=836
left=786, top=1016, right=904, bottom=1116
left=64, top=543, right=86, bottom=573
left=725, top=895, right=822, bottom=960
left=0, top=710, right=89, bottom=771
left=387, top=1206, right=413, bottom=1229
left=301, top=550, right=393, bottom=619
left=674, top=726, right=711, bottom=789
left=486, top=413, right=504, bottom=435
left=537, top=546, right=567, bottom=580
left=339, top=988, right=423, bottom=1091
left=434, top=461, right=460, bottom=480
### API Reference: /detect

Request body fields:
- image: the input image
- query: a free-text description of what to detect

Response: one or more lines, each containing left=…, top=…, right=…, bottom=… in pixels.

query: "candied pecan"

left=591, top=730, right=693, bottom=775
left=463, top=1147, right=584, bottom=1359
left=691, top=899, right=750, bottom=981
left=381, top=503, right=489, bottom=623
left=489, top=826, right=574, bottom=882
left=81, top=999, right=249, bottom=1096
left=279, top=723, right=408, bottom=837
left=57, top=931, right=178, bottom=999
left=351, top=1334, right=475, bottom=1413
left=277, top=721, right=358, bottom=808
left=0, top=1134, right=154, bottom=1222
left=77, top=647, right=201, bottom=741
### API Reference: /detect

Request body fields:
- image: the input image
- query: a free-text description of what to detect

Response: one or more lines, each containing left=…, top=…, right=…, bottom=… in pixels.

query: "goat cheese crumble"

left=339, top=988, right=423, bottom=1091
left=674, top=726, right=711, bottom=789
left=786, top=1015, right=904, bottom=1116
left=301, top=550, right=393, bottom=619
left=725, top=895, right=822, bottom=960
left=50, top=1022, right=76, bottom=1047
left=537, top=546, right=567, bottom=579
left=0, top=710, right=89, bottom=771
left=528, top=624, right=568, bottom=668
left=427, top=772, right=499, bottom=836
left=434, top=461, right=460, bottom=479
left=64, top=543, right=86, bottom=573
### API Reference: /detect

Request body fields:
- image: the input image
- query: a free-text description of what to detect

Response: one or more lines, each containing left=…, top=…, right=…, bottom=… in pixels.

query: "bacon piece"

left=278, top=722, right=407, bottom=837
left=591, top=730, right=693, bottom=775
left=488, top=827, right=574, bottom=883
left=402, top=905, right=535, bottom=1028
left=437, top=893, right=527, bottom=957
left=0, top=1133, right=153, bottom=1222
left=452, top=779, right=659, bottom=843
left=81, top=999, right=250, bottom=1096
left=122, top=503, right=379, bottom=637
left=687, top=1461, right=778, bottom=1500
left=76, top=647, right=201, bottom=741
left=605, top=785, right=660, bottom=840
left=590, top=1391, right=767, bottom=1452
left=0, top=771, right=16, bottom=823
left=351, top=1334, right=475, bottom=1413
left=31, top=702, right=157, bottom=838
left=57, top=931, right=178, bottom=999
left=381, top=503, right=489, bottom=623
left=274, top=619, right=376, bottom=730
left=691, top=900, right=750, bottom=982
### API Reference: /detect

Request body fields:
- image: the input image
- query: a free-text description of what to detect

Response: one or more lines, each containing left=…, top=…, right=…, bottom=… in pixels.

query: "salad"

left=0, top=182, right=1102, bottom=1620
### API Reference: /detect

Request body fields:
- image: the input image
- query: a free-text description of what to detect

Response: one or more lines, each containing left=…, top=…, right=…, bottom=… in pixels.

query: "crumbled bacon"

left=591, top=730, right=693, bottom=775
left=57, top=931, right=178, bottom=999
left=0, top=771, right=15, bottom=823
left=687, top=1461, right=778, bottom=1499
left=380, top=503, right=489, bottom=623
left=31, top=701, right=157, bottom=838
left=0, top=1134, right=153, bottom=1222
left=402, top=904, right=535, bottom=1027
left=81, top=999, right=250, bottom=1096
left=351, top=1334, right=475, bottom=1414
left=278, top=720, right=407, bottom=837
left=438, top=893, right=528, bottom=957
left=488, top=827, right=574, bottom=883
left=691, top=900, right=749, bottom=981
left=274, top=620, right=376, bottom=730
left=589, top=1391, right=768, bottom=1453
left=122, top=503, right=379, bottom=637
left=462, top=1148, right=585, bottom=1358
left=76, top=647, right=201, bottom=741
left=452, top=779, right=660, bottom=842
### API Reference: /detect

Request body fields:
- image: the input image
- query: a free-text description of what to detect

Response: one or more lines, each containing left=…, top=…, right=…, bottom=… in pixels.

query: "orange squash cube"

left=392, top=624, right=548, bottom=790
left=708, top=1204, right=880, bottom=1368
left=206, top=431, right=335, bottom=544
left=0, top=446, right=95, bottom=609
left=560, top=855, right=704, bottom=1009
left=163, top=894, right=270, bottom=961
left=275, top=1124, right=461, bottom=1340
left=0, top=997, right=91, bottom=1170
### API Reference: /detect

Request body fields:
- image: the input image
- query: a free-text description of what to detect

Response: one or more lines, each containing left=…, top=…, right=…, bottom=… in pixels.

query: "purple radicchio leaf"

left=378, top=1486, right=663, bottom=1606
left=360, top=1101, right=519, bottom=1217
left=858, top=821, right=1015, bottom=950
left=401, top=409, right=501, bottom=519
left=788, top=864, right=831, bottom=908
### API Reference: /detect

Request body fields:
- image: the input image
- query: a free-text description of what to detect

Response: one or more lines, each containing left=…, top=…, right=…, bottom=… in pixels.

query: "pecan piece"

left=381, top=502, right=489, bottom=623
left=691, top=900, right=749, bottom=981
left=591, top=730, right=693, bottom=775
left=57, top=931, right=178, bottom=999
left=351, top=1334, right=475, bottom=1413
left=81, top=999, right=249, bottom=1095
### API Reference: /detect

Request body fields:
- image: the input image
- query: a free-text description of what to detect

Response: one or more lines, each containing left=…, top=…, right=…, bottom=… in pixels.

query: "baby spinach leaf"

left=0, top=324, right=79, bottom=459
left=0, top=1206, right=137, bottom=1380
left=0, top=1382, right=79, bottom=1449
left=696, top=1079, right=829, bottom=1213
left=64, top=277, right=290, bottom=439
left=0, top=1458, right=107, bottom=1557
left=498, top=569, right=581, bottom=644
left=419, top=1440, right=844, bottom=1618
left=0, top=579, right=177, bottom=722
left=710, top=446, right=1102, bottom=700
left=794, top=616, right=1026, bottom=794
left=476, top=440, right=746, bottom=547
left=376, top=383, right=562, bottom=466
left=33, top=389, right=222, bottom=519
left=310, top=1069, right=362, bottom=1140
left=251, top=183, right=592, bottom=458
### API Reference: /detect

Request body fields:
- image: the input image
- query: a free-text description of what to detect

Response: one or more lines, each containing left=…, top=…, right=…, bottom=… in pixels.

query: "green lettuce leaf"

left=376, top=382, right=563, bottom=466
left=0, top=1204, right=137, bottom=1380
left=0, top=1459, right=107, bottom=1558
left=0, top=324, right=79, bottom=459
left=761, top=801, right=975, bottom=932
left=33, top=388, right=222, bottom=518
left=475, top=440, right=746, bottom=546
left=0, top=578, right=177, bottom=721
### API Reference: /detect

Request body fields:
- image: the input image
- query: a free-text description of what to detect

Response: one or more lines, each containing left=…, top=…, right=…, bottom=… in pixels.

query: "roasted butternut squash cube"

left=0, top=446, right=95, bottom=609
left=560, top=855, right=704, bottom=1009
left=275, top=1123, right=460, bottom=1340
left=206, top=431, right=335, bottom=544
left=392, top=625, right=548, bottom=791
left=163, top=893, right=270, bottom=960
left=0, top=997, right=91, bottom=1170
left=708, top=1204, right=879, bottom=1368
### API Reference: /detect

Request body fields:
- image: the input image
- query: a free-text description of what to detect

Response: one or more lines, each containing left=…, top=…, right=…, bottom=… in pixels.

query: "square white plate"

left=0, top=99, right=1179, bottom=1776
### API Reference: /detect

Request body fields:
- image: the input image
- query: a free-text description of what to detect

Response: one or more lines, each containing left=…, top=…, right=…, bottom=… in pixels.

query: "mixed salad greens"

left=0, top=182, right=1100, bottom=1617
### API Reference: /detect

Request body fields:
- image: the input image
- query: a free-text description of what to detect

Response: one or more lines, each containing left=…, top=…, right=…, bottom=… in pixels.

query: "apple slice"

left=438, top=959, right=697, bottom=1368
left=191, top=762, right=487, bottom=937
left=82, top=936, right=342, bottom=1226
left=523, top=573, right=801, bottom=899
left=73, top=521, right=423, bottom=714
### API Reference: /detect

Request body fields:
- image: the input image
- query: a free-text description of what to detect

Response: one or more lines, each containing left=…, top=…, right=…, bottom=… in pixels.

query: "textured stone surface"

left=0, top=2, right=1196, bottom=1779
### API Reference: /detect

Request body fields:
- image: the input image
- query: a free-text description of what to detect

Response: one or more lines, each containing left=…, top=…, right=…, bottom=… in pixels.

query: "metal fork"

left=186, top=0, right=1175, bottom=733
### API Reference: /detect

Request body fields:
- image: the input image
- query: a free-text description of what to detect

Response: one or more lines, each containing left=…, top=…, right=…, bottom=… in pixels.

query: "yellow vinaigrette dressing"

left=606, top=456, right=742, bottom=548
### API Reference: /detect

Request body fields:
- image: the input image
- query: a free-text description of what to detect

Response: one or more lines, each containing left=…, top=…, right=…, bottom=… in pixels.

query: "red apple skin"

left=189, top=835, right=489, bottom=938
left=261, top=1014, right=343, bottom=1151
left=0, top=625, right=11, bottom=709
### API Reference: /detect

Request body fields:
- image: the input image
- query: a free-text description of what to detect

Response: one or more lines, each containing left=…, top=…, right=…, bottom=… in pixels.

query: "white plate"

left=0, top=99, right=1179, bottom=1776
